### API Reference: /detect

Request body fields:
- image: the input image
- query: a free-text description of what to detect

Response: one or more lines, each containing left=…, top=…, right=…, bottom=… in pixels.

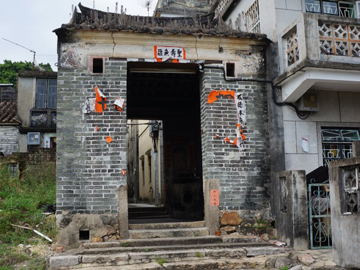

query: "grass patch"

left=195, top=251, right=203, bottom=258
left=155, top=258, right=167, bottom=266
left=0, top=161, right=56, bottom=269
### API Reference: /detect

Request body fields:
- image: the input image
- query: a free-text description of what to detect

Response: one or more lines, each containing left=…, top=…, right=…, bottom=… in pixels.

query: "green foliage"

left=195, top=251, right=203, bottom=258
left=0, top=244, right=46, bottom=269
left=280, top=266, right=289, bottom=270
left=0, top=60, right=53, bottom=87
left=0, top=161, right=55, bottom=269
left=155, top=258, right=167, bottom=266
left=0, top=161, right=56, bottom=245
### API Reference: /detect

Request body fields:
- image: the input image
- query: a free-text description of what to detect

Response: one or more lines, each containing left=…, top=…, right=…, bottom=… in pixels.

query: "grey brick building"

left=54, top=3, right=270, bottom=246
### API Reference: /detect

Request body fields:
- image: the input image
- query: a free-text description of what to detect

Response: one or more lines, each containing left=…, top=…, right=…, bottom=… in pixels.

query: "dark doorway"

left=126, top=62, right=204, bottom=221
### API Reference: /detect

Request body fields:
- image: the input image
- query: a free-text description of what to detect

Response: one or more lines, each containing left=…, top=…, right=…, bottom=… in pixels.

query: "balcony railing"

left=279, top=13, right=360, bottom=75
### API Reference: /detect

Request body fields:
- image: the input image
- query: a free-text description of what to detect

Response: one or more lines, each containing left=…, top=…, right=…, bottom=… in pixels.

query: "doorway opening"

left=126, top=62, right=204, bottom=223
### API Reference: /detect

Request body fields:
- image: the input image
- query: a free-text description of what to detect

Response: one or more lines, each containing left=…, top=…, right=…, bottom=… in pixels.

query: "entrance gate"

left=308, top=182, right=332, bottom=249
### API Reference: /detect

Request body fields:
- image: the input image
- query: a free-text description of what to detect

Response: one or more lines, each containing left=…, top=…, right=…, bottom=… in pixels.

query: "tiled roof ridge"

left=55, top=3, right=267, bottom=40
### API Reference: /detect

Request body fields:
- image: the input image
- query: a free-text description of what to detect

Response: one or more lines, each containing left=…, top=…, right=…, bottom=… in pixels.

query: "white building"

left=218, top=0, right=360, bottom=173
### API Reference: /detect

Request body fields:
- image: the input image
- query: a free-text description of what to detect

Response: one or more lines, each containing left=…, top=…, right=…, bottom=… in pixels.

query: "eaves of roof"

left=54, top=3, right=269, bottom=42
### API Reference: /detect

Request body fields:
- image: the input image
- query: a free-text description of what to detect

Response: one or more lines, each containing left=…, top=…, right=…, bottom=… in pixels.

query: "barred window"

left=305, top=0, right=355, bottom=18
left=322, top=128, right=360, bottom=166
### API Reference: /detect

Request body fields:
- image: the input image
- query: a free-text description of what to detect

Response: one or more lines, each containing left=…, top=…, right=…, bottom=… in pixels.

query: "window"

left=146, top=150, right=152, bottom=183
left=91, top=57, right=104, bottom=74
left=245, top=0, right=260, bottom=33
left=36, top=79, right=57, bottom=109
left=321, top=128, right=360, bottom=166
left=140, top=155, right=145, bottom=186
left=342, top=165, right=360, bottom=214
left=31, top=78, right=57, bottom=128
left=226, top=63, right=235, bottom=77
left=305, top=0, right=355, bottom=18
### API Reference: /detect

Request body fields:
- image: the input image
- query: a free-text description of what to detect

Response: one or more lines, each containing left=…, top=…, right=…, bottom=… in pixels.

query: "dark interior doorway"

left=126, top=62, right=204, bottom=221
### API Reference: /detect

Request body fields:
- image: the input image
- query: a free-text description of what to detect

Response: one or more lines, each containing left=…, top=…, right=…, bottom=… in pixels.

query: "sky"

left=0, top=0, right=154, bottom=70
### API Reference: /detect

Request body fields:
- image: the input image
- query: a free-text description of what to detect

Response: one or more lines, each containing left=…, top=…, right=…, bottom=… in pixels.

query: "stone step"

left=129, top=227, right=209, bottom=239
left=66, top=258, right=269, bottom=270
left=82, top=236, right=222, bottom=249
left=129, top=221, right=205, bottom=230
left=129, top=213, right=170, bottom=219
left=78, top=263, right=163, bottom=270
left=79, top=242, right=274, bottom=255
left=128, top=206, right=166, bottom=213
left=49, top=246, right=286, bottom=270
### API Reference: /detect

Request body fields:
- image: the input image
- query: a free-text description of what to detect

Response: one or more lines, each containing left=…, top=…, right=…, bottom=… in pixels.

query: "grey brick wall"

left=56, top=59, right=127, bottom=215
left=200, top=68, right=270, bottom=212
left=0, top=126, right=19, bottom=156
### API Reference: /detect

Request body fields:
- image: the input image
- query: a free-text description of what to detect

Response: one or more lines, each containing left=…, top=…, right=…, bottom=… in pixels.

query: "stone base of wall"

left=219, top=209, right=273, bottom=237
left=56, top=214, right=120, bottom=248
left=0, top=126, right=19, bottom=156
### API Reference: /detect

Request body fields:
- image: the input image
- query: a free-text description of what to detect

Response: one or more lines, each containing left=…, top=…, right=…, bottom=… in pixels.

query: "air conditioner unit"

left=298, top=91, right=319, bottom=112
left=27, top=132, right=41, bottom=145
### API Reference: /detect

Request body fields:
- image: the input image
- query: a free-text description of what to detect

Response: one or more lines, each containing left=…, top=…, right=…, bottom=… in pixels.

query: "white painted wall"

left=17, top=77, right=36, bottom=127
left=283, top=90, right=360, bottom=173
left=138, top=120, right=162, bottom=203
left=225, top=0, right=304, bottom=41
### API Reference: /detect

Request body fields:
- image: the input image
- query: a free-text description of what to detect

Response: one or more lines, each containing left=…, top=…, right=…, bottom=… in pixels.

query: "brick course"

left=56, top=60, right=127, bottom=215
left=57, top=62, right=270, bottom=215
left=200, top=68, right=270, bottom=212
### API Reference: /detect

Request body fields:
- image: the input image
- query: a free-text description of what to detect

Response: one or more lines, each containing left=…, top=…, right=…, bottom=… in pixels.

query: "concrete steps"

left=48, top=220, right=286, bottom=270
left=129, top=227, right=209, bottom=239
left=129, top=220, right=205, bottom=230
left=79, top=242, right=272, bottom=255
left=128, top=205, right=169, bottom=219
left=69, top=257, right=270, bottom=270
left=128, top=220, right=209, bottom=239
left=83, top=235, right=222, bottom=248
left=49, top=243, right=285, bottom=269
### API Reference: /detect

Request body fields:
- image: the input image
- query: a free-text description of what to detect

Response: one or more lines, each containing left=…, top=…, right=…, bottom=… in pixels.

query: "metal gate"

left=308, top=183, right=332, bottom=249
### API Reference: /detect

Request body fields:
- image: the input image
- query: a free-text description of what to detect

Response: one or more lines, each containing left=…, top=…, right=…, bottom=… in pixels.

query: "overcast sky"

left=0, top=1, right=153, bottom=70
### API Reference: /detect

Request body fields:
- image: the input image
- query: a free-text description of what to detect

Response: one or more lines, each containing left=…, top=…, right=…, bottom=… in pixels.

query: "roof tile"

left=0, top=101, right=19, bottom=123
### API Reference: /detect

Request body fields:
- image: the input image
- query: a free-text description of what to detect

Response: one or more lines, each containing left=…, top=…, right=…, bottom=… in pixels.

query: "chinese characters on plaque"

left=155, top=46, right=186, bottom=60
left=210, top=189, right=220, bottom=206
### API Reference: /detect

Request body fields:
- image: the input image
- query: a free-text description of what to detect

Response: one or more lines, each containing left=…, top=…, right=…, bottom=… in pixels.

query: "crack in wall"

left=195, top=35, right=199, bottom=60
left=111, top=32, right=116, bottom=57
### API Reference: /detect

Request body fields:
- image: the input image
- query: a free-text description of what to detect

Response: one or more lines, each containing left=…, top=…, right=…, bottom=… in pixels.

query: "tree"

left=0, top=60, right=53, bottom=87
